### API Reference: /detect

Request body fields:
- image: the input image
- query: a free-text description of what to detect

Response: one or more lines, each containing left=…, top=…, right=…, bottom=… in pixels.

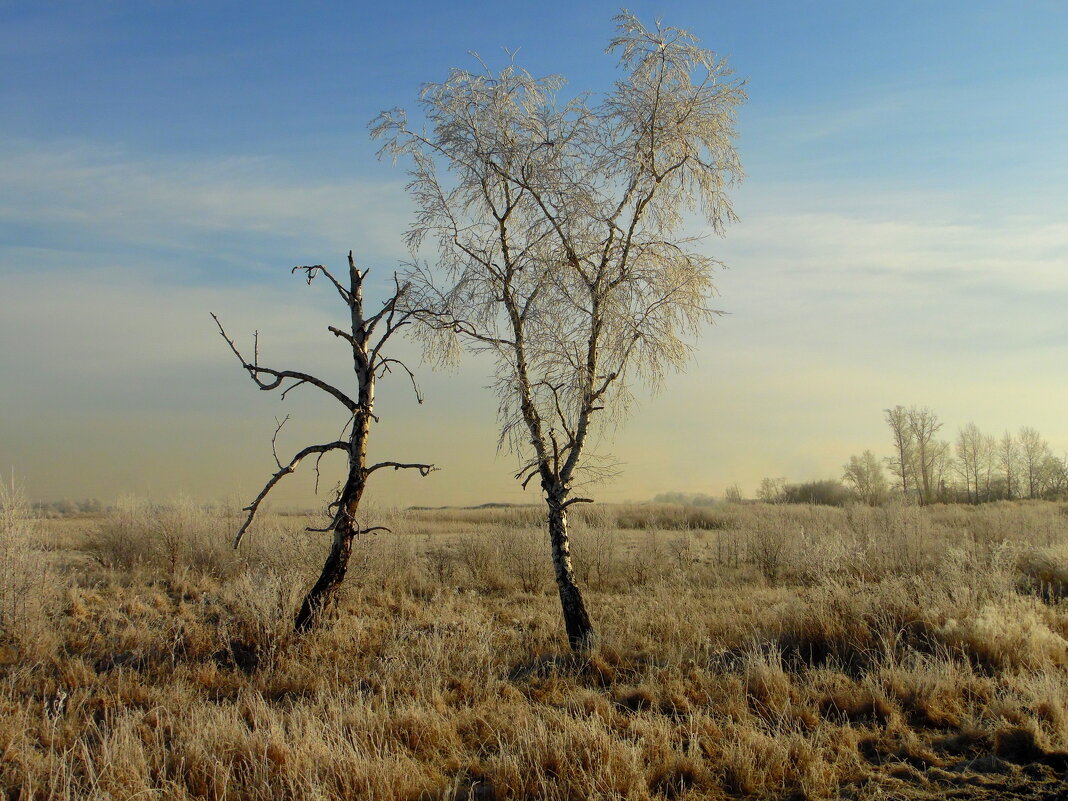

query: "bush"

left=85, top=496, right=324, bottom=581
left=87, top=495, right=237, bottom=576
left=782, top=479, right=852, bottom=507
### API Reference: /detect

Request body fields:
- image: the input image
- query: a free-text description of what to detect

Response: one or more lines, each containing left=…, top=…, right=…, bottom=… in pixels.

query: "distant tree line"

left=651, top=492, right=720, bottom=507
left=742, top=406, right=1068, bottom=507
left=877, top=405, right=1067, bottom=505
left=31, top=498, right=105, bottom=518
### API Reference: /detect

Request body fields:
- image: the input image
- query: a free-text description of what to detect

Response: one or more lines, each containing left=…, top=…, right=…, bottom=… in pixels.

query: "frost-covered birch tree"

left=374, top=12, right=744, bottom=649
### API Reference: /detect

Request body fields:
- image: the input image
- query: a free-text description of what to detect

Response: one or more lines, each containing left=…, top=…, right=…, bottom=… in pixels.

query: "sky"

left=1, top=1, right=1066, bottom=508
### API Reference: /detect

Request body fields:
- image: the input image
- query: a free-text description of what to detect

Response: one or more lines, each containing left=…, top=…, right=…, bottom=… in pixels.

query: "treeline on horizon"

left=694, top=405, right=1067, bottom=508
left=30, top=497, right=106, bottom=518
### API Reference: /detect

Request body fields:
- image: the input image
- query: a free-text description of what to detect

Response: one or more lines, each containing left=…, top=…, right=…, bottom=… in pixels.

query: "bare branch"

left=364, top=274, right=410, bottom=338
left=360, top=525, right=393, bottom=536
left=515, top=462, right=541, bottom=490
left=279, top=379, right=308, bottom=402
left=233, top=440, right=348, bottom=548
left=375, top=357, right=424, bottom=404
left=211, top=313, right=360, bottom=412
left=293, top=264, right=352, bottom=305
left=271, top=415, right=290, bottom=470
left=364, top=461, right=438, bottom=477
left=328, top=325, right=356, bottom=345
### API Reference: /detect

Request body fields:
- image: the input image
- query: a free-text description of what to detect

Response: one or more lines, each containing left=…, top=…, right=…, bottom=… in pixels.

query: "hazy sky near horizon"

left=2, top=1, right=1066, bottom=508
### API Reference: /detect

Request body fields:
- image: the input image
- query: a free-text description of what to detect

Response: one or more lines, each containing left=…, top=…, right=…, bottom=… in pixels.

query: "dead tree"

left=212, top=251, right=435, bottom=631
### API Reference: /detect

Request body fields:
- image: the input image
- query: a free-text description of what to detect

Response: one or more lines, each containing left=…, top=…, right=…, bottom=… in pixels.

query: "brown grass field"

left=1, top=493, right=1067, bottom=799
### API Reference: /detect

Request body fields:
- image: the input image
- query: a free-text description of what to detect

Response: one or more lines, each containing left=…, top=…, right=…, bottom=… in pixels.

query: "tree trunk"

left=294, top=521, right=354, bottom=632
left=546, top=501, right=594, bottom=651
left=294, top=466, right=366, bottom=632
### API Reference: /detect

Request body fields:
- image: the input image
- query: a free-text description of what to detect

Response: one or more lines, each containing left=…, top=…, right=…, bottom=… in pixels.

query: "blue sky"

left=2, top=1, right=1066, bottom=505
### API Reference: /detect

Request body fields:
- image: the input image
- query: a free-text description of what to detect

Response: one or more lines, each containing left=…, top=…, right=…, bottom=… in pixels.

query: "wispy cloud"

left=0, top=139, right=411, bottom=273
left=724, top=210, right=1068, bottom=292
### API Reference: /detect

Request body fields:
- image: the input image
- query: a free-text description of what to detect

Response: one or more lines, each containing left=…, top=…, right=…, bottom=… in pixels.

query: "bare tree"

left=1018, top=426, right=1051, bottom=499
left=1039, top=453, right=1068, bottom=498
left=722, top=483, right=744, bottom=503
left=998, top=431, right=1020, bottom=500
left=884, top=406, right=914, bottom=495
left=213, top=253, right=435, bottom=631
left=757, top=477, right=787, bottom=504
left=980, top=433, right=998, bottom=502
left=842, top=450, right=887, bottom=506
left=955, top=422, right=984, bottom=504
left=931, top=438, right=953, bottom=502
left=906, top=406, right=943, bottom=504
left=374, top=12, right=744, bottom=649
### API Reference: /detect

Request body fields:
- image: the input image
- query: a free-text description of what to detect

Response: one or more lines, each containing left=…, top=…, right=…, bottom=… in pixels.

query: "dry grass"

left=0, top=485, right=59, bottom=659
left=1, top=498, right=1066, bottom=799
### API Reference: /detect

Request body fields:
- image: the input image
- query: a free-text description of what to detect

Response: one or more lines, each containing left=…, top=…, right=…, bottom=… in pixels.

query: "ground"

left=1, top=497, right=1066, bottom=799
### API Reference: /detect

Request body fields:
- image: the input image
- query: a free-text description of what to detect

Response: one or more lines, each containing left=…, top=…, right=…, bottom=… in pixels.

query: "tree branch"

left=360, top=525, right=393, bottom=536
left=374, top=357, right=424, bottom=404
left=328, top=325, right=356, bottom=345
left=364, top=461, right=438, bottom=477
left=293, top=264, right=352, bottom=305
left=271, top=415, right=290, bottom=469
left=212, top=313, right=360, bottom=412
left=515, top=462, right=541, bottom=490
left=233, top=440, right=349, bottom=548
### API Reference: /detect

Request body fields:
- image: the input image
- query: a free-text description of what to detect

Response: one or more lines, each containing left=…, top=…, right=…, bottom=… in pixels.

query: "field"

left=1, top=495, right=1067, bottom=800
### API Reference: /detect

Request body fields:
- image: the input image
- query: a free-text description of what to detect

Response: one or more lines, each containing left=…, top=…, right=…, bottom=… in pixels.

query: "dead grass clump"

left=744, top=513, right=794, bottom=583
left=1017, top=545, right=1068, bottom=602
left=713, top=723, right=856, bottom=799
left=646, top=754, right=711, bottom=799
left=614, top=684, right=658, bottom=713
left=937, top=598, right=1068, bottom=671
left=877, top=652, right=1004, bottom=733
left=496, top=528, right=549, bottom=594
left=932, top=727, right=992, bottom=760
left=505, top=715, right=649, bottom=798
left=86, top=496, right=237, bottom=577
left=569, top=525, right=623, bottom=589
left=86, top=497, right=326, bottom=586
left=602, top=503, right=735, bottom=531
left=815, top=674, right=894, bottom=726
left=743, top=653, right=802, bottom=725
left=765, top=583, right=896, bottom=672
left=990, top=723, right=1068, bottom=770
